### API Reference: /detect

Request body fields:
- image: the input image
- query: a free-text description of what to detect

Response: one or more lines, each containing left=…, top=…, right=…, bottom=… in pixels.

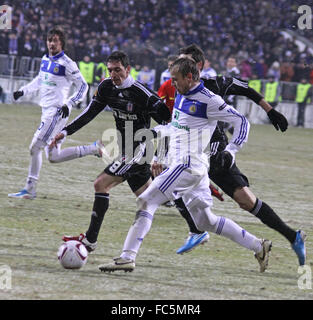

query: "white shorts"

left=153, top=162, right=213, bottom=208
left=33, top=109, right=68, bottom=145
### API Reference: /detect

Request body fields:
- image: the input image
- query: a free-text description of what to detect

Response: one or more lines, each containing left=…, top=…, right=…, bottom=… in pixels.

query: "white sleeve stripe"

left=133, top=81, right=153, bottom=97
left=232, top=77, right=248, bottom=88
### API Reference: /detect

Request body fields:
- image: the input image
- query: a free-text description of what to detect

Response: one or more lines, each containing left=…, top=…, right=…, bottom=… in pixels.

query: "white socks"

left=120, top=210, right=154, bottom=261
left=46, top=143, right=99, bottom=163
left=215, top=216, right=262, bottom=253
left=25, top=145, right=42, bottom=193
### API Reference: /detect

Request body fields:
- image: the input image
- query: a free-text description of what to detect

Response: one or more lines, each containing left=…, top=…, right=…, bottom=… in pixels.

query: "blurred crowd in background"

left=1, top=0, right=313, bottom=88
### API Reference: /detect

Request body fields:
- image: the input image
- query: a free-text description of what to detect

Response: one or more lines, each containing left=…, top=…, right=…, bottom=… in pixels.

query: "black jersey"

left=64, top=78, right=171, bottom=155
left=202, top=76, right=264, bottom=155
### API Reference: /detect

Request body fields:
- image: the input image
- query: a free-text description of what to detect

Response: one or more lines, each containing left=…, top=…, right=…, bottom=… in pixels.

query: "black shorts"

left=104, top=159, right=152, bottom=193
left=209, top=162, right=249, bottom=198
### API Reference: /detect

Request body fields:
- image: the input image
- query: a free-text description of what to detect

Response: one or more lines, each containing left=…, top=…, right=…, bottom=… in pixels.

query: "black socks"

left=86, top=193, right=109, bottom=243
left=176, top=195, right=297, bottom=244
left=251, top=199, right=297, bottom=243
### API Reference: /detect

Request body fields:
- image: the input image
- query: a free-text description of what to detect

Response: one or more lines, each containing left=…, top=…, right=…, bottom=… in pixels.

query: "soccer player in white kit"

left=99, top=58, right=272, bottom=273
left=8, top=28, right=100, bottom=200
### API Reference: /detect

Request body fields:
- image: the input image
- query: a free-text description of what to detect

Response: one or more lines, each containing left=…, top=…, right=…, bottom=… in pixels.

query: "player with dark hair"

left=155, top=44, right=306, bottom=266
left=7, top=27, right=101, bottom=200
left=99, top=57, right=271, bottom=273
left=51, top=50, right=171, bottom=252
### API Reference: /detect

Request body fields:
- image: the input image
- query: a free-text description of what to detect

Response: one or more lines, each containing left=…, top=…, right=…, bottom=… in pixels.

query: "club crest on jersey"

left=189, top=104, right=197, bottom=113
left=53, top=66, right=59, bottom=74
left=126, top=102, right=134, bottom=112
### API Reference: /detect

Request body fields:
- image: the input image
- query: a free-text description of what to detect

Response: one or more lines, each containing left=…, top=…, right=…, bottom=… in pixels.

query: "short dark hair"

left=170, top=57, right=200, bottom=81
left=178, top=44, right=205, bottom=70
left=167, top=55, right=178, bottom=63
left=47, top=27, right=66, bottom=49
left=107, top=51, right=130, bottom=68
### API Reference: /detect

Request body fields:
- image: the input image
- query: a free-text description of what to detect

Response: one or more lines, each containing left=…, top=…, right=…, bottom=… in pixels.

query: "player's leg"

left=175, top=197, right=210, bottom=254
left=183, top=175, right=272, bottom=272
left=8, top=136, right=46, bottom=199
left=46, top=139, right=103, bottom=163
left=99, top=176, right=167, bottom=272
left=45, top=113, right=102, bottom=163
left=63, top=162, right=152, bottom=253
left=212, top=162, right=305, bottom=265
left=9, top=110, right=63, bottom=199
left=233, top=186, right=305, bottom=265
left=99, top=164, right=189, bottom=272
left=63, top=170, right=123, bottom=251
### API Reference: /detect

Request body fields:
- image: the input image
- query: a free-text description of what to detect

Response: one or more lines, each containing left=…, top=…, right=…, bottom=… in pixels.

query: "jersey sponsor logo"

left=113, top=110, right=138, bottom=120
left=171, top=121, right=190, bottom=132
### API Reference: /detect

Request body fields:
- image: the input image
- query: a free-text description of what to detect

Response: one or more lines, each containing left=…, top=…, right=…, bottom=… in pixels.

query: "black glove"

left=214, top=150, right=233, bottom=171
left=267, top=109, right=288, bottom=132
left=58, top=104, right=69, bottom=118
left=13, top=90, right=23, bottom=100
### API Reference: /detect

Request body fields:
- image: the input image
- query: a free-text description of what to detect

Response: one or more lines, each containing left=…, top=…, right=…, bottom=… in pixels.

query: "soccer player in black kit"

left=167, top=44, right=306, bottom=266
left=50, top=51, right=171, bottom=252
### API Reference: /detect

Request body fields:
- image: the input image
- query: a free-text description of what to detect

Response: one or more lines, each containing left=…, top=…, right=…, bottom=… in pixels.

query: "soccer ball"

left=57, top=240, right=88, bottom=269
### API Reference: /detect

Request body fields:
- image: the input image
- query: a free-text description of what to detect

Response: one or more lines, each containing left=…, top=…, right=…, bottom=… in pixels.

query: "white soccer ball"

left=57, top=240, right=88, bottom=269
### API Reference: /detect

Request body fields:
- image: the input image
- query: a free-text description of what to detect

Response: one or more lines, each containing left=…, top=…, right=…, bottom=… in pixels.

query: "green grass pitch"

left=0, top=103, right=312, bottom=300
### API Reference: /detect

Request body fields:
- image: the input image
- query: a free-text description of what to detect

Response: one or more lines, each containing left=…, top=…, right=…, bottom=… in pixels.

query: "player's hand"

left=151, top=161, right=164, bottom=177
left=49, top=132, right=65, bottom=149
left=58, top=104, right=69, bottom=118
left=13, top=90, right=23, bottom=100
left=267, top=109, right=288, bottom=132
left=215, top=150, right=234, bottom=170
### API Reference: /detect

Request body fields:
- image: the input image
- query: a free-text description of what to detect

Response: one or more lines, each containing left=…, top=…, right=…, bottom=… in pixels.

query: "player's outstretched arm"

left=228, top=82, right=288, bottom=132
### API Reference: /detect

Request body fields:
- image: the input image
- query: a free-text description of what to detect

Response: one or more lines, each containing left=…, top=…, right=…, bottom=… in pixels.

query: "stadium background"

left=0, top=0, right=313, bottom=303
left=1, top=0, right=313, bottom=127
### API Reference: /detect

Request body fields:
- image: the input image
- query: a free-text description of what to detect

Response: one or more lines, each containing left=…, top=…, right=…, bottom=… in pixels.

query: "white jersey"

left=154, top=81, right=250, bottom=173
left=160, top=68, right=171, bottom=86
left=200, top=67, right=217, bottom=79
left=20, top=51, right=88, bottom=117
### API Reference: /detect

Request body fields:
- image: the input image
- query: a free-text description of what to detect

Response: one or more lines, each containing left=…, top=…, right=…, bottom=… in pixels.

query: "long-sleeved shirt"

left=20, top=51, right=88, bottom=117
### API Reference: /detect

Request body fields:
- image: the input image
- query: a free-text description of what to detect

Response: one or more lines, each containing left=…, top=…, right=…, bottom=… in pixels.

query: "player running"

left=157, top=44, right=305, bottom=266
left=50, top=51, right=171, bottom=252
left=8, top=27, right=102, bottom=200
left=99, top=58, right=272, bottom=273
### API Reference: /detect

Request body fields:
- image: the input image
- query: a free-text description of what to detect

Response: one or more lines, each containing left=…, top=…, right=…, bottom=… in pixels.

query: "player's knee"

left=29, top=141, right=43, bottom=156
left=46, top=148, right=60, bottom=163
left=136, top=194, right=149, bottom=211
left=94, top=178, right=103, bottom=192
left=93, top=175, right=110, bottom=193
left=233, top=187, right=256, bottom=211
left=47, top=155, right=58, bottom=163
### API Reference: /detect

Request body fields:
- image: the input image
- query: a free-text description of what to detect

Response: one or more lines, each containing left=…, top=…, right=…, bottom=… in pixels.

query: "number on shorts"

left=108, top=160, right=122, bottom=173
